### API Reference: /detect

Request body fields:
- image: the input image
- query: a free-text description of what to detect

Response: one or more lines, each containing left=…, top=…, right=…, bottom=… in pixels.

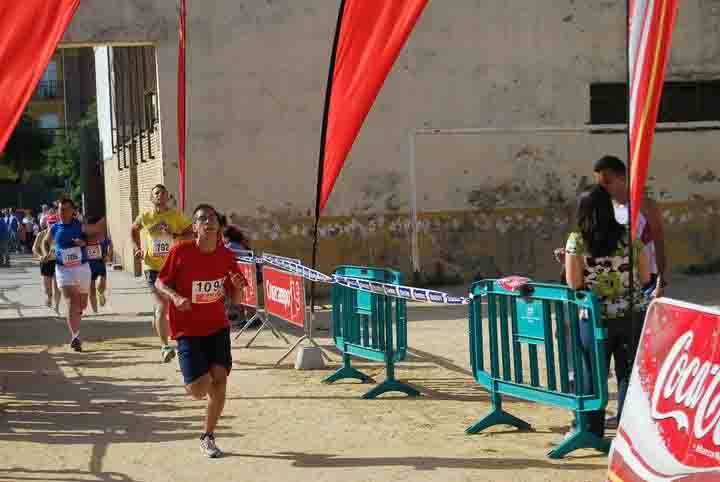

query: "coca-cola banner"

left=262, top=266, right=306, bottom=329
left=608, top=299, right=720, bottom=481
left=236, top=261, right=258, bottom=308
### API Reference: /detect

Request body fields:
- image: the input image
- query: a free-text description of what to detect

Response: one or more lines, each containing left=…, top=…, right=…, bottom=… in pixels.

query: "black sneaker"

left=70, top=337, right=82, bottom=352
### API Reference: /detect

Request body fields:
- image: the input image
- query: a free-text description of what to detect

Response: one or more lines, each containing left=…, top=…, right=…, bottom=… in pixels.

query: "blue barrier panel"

left=467, top=279, right=610, bottom=458
left=322, top=265, right=419, bottom=399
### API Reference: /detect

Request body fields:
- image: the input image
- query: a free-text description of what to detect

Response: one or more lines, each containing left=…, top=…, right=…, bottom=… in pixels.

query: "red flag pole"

left=310, top=0, right=347, bottom=314
left=177, top=0, right=187, bottom=211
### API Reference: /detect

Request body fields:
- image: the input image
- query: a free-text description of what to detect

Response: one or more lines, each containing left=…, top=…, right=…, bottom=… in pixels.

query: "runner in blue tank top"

left=42, top=198, right=105, bottom=352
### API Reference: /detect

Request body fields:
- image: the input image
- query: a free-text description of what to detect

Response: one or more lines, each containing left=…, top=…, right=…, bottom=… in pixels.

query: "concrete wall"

left=63, top=0, right=720, bottom=282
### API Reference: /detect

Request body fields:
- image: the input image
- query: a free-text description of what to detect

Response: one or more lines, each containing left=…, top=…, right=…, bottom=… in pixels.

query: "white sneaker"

left=200, top=434, right=222, bottom=458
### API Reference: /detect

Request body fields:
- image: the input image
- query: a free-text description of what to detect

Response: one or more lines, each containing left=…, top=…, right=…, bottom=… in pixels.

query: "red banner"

left=262, top=266, right=306, bottom=328
left=236, top=261, right=258, bottom=308
left=317, top=0, right=428, bottom=212
left=608, top=299, right=720, bottom=481
left=0, top=0, right=81, bottom=154
left=628, top=0, right=679, bottom=237
left=177, top=0, right=187, bottom=210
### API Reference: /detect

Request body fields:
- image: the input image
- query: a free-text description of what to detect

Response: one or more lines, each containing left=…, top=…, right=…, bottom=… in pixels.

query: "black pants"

left=579, top=312, right=637, bottom=438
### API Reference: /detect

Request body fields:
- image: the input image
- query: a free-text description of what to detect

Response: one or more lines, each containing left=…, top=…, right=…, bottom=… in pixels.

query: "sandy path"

left=0, top=307, right=613, bottom=482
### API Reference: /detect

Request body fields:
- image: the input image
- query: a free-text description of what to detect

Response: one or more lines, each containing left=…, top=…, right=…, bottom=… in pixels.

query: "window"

left=37, top=114, right=60, bottom=129
left=590, top=80, right=720, bottom=125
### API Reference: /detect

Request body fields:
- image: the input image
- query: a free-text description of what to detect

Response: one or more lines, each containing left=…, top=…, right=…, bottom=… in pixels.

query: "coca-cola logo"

left=640, top=303, right=720, bottom=468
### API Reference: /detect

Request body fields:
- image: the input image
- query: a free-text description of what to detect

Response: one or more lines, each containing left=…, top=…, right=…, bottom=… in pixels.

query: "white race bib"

left=151, top=235, right=172, bottom=257
left=86, top=244, right=102, bottom=260
left=191, top=277, right=226, bottom=304
left=60, top=247, right=82, bottom=267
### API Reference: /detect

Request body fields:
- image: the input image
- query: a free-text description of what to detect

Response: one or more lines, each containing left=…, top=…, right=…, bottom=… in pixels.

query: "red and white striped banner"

left=628, top=0, right=679, bottom=237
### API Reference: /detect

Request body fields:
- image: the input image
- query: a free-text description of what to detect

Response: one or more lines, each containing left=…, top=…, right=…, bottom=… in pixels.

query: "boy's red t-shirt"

left=157, top=240, right=243, bottom=338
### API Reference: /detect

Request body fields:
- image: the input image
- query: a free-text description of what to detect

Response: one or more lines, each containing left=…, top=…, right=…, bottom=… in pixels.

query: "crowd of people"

left=0, top=204, right=56, bottom=266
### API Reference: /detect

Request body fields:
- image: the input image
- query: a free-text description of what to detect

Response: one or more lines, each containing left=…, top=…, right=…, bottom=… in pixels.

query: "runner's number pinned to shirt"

left=86, top=245, right=102, bottom=260
left=60, top=247, right=82, bottom=267
left=192, top=277, right=225, bottom=304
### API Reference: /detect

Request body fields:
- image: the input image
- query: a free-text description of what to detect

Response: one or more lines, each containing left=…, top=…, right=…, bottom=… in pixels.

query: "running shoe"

left=98, top=290, right=106, bottom=307
left=161, top=345, right=175, bottom=363
left=200, top=433, right=222, bottom=458
left=45, top=297, right=52, bottom=308
left=70, top=337, right=82, bottom=352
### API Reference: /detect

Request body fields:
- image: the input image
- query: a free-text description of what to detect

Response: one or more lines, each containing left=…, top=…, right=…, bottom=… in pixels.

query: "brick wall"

left=105, top=125, right=162, bottom=276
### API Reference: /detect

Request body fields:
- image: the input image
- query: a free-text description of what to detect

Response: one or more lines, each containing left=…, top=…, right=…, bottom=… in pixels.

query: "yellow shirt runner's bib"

left=138, top=210, right=192, bottom=271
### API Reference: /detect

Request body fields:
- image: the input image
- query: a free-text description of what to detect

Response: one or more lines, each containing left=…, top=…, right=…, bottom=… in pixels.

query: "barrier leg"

left=233, top=312, right=261, bottom=340
left=465, top=393, right=531, bottom=434
left=547, top=412, right=610, bottom=459
left=322, top=354, right=373, bottom=384
left=362, top=361, right=419, bottom=399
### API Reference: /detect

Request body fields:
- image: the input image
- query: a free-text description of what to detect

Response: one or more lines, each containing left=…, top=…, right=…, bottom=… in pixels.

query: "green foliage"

left=42, top=101, right=98, bottom=205
left=43, top=130, right=82, bottom=203
left=0, top=115, right=52, bottom=182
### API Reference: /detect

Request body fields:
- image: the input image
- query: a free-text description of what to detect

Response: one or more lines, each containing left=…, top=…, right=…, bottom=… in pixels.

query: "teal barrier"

left=322, top=265, right=420, bottom=399
left=467, top=279, right=609, bottom=459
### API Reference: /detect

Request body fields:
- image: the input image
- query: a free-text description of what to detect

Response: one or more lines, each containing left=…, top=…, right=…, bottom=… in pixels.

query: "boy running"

left=131, top=184, right=192, bottom=362
left=155, top=204, right=247, bottom=458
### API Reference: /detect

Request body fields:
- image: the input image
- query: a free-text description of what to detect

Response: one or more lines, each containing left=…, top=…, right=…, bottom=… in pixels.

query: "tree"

left=43, top=102, right=99, bottom=205
left=43, top=129, right=82, bottom=204
left=0, top=115, right=52, bottom=204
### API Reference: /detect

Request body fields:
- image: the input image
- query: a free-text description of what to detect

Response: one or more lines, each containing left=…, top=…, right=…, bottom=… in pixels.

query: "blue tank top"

left=51, top=219, right=87, bottom=266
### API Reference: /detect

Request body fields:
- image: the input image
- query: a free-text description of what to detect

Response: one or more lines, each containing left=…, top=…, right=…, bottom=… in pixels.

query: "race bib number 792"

left=152, top=236, right=172, bottom=257
left=191, top=278, right=226, bottom=304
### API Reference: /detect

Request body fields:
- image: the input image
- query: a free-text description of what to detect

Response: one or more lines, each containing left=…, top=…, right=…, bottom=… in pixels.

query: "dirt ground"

left=1, top=310, right=615, bottom=482
left=2, top=256, right=718, bottom=482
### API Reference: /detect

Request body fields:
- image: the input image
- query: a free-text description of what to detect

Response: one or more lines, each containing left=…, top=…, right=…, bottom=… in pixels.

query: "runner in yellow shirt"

left=131, top=184, right=193, bottom=362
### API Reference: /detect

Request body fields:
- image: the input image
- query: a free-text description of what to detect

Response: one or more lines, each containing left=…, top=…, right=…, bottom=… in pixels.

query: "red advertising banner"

left=608, top=299, right=720, bottom=481
left=235, top=261, right=258, bottom=308
left=262, top=266, right=305, bottom=329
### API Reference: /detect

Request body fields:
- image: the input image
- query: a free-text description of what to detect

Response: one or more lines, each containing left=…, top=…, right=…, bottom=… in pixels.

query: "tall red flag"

left=317, top=0, right=428, bottom=212
left=178, top=0, right=187, bottom=211
left=628, top=0, right=679, bottom=237
left=0, top=0, right=81, bottom=154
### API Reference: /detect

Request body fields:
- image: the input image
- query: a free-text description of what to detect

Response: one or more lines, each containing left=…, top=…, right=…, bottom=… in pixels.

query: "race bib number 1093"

left=192, top=278, right=225, bottom=304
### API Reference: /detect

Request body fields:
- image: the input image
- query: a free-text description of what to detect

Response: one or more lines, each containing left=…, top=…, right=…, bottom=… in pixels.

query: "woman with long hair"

left=564, top=184, right=650, bottom=438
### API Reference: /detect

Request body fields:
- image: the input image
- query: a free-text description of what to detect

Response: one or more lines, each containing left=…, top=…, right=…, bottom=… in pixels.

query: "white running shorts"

left=56, top=263, right=91, bottom=293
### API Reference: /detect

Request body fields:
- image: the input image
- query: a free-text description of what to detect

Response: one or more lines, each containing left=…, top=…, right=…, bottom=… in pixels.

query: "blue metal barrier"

left=467, top=279, right=609, bottom=458
left=322, top=265, right=419, bottom=399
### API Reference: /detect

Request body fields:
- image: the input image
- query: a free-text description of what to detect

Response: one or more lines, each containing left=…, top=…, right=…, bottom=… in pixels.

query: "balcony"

left=32, top=80, right=63, bottom=100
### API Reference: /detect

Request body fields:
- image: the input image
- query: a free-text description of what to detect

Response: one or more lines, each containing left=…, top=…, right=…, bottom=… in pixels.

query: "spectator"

left=564, top=184, right=650, bottom=439
left=0, top=214, right=9, bottom=267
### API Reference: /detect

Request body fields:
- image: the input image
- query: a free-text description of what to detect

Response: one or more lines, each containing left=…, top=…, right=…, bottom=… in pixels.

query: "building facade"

left=61, top=0, right=720, bottom=281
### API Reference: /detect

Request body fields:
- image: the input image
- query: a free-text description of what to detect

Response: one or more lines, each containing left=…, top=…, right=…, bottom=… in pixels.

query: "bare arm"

left=643, top=198, right=668, bottom=288
left=154, top=278, right=191, bottom=311
left=565, top=254, right=586, bottom=290
left=32, top=230, right=46, bottom=259
left=638, top=248, right=651, bottom=288
left=131, top=215, right=143, bottom=257
left=41, top=229, right=52, bottom=257
left=228, top=271, right=248, bottom=304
